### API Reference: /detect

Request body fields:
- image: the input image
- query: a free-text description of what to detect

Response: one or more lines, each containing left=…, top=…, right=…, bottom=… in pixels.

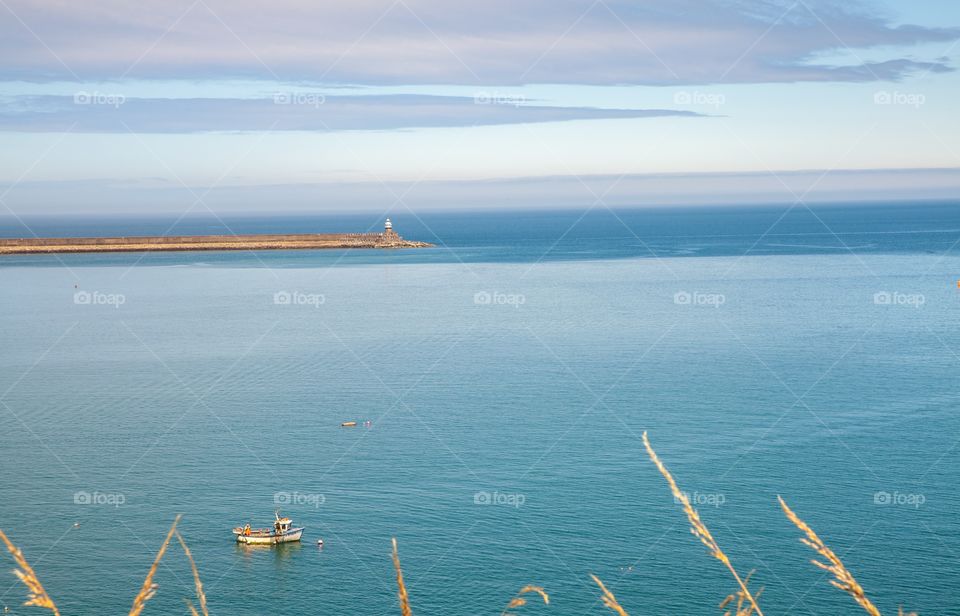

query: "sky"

left=1, top=0, right=959, bottom=215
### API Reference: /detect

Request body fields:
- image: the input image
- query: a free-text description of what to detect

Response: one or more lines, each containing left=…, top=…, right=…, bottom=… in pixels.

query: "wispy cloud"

left=1, top=0, right=955, bottom=85
left=0, top=94, right=704, bottom=132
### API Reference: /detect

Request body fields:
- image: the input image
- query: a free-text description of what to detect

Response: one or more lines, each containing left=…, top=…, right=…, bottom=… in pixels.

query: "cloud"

left=0, top=94, right=704, bottom=133
left=0, top=0, right=955, bottom=85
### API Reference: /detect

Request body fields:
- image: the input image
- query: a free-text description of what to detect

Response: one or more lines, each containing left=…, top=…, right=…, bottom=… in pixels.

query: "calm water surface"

left=1, top=203, right=959, bottom=615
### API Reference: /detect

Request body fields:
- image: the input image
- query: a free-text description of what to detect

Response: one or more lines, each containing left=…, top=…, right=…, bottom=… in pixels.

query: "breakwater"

left=0, top=229, right=433, bottom=254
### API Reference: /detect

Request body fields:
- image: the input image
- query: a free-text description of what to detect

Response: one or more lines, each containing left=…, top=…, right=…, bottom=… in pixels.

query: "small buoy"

left=73, top=522, right=80, bottom=528
left=317, top=538, right=324, bottom=547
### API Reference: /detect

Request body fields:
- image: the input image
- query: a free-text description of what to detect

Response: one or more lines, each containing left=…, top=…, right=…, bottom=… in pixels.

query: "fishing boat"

left=232, top=512, right=304, bottom=545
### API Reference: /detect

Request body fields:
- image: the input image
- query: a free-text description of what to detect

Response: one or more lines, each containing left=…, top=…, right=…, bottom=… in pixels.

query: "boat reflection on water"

left=235, top=540, right=303, bottom=557
left=234, top=539, right=303, bottom=570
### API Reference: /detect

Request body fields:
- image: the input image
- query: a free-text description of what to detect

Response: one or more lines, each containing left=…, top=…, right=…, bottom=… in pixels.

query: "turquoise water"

left=1, top=203, right=959, bottom=615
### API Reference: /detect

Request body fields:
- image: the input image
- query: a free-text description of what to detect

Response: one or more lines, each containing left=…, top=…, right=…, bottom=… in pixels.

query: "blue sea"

left=1, top=201, right=959, bottom=615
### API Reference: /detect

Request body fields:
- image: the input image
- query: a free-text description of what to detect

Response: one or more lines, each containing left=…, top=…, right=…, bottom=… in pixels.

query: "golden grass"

left=501, top=584, right=549, bottom=614
left=643, top=431, right=764, bottom=616
left=2, top=517, right=211, bottom=616
left=590, top=574, right=629, bottom=616
left=128, top=515, right=181, bottom=616
left=391, top=538, right=413, bottom=616
left=778, top=496, right=881, bottom=616
left=0, top=528, right=61, bottom=615
left=175, top=529, right=209, bottom=616
left=719, top=570, right=764, bottom=616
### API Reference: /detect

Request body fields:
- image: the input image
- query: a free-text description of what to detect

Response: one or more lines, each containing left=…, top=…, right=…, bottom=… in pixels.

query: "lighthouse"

left=384, top=218, right=397, bottom=238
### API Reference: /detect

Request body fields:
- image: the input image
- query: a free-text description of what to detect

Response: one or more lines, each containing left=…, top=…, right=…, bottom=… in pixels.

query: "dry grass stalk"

left=128, top=515, right=181, bottom=616
left=643, top=432, right=764, bottom=616
left=590, top=575, right=629, bottom=616
left=502, top=585, right=549, bottom=614
left=778, top=497, right=881, bottom=616
left=501, top=584, right=549, bottom=614
left=719, top=570, right=764, bottom=616
left=391, top=538, right=413, bottom=616
left=0, top=529, right=61, bottom=615
left=175, top=530, right=209, bottom=616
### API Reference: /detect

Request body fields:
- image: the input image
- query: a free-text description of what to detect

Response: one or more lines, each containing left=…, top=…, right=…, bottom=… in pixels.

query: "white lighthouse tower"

left=384, top=218, right=396, bottom=237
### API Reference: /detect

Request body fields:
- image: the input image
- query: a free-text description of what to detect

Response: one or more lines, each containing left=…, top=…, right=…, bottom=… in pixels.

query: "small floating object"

left=73, top=522, right=80, bottom=528
left=363, top=420, right=372, bottom=428
left=317, top=538, right=324, bottom=547
left=341, top=421, right=357, bottom=427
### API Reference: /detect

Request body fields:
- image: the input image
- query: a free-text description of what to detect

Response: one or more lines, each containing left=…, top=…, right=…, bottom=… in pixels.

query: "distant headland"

left=0, top=219, right=433, bottom=255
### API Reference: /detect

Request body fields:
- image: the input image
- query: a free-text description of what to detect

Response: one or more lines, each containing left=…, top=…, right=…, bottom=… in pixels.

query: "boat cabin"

left=275, top=515, right=293, bottom=535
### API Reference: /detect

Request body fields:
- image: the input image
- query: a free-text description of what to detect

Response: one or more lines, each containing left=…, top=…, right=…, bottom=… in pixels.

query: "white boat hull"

left=234, top=528, right=304, bottom=545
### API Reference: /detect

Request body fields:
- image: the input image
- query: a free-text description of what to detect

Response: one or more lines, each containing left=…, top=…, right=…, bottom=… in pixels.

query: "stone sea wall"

left=0, top=231, right=432, bottom=254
